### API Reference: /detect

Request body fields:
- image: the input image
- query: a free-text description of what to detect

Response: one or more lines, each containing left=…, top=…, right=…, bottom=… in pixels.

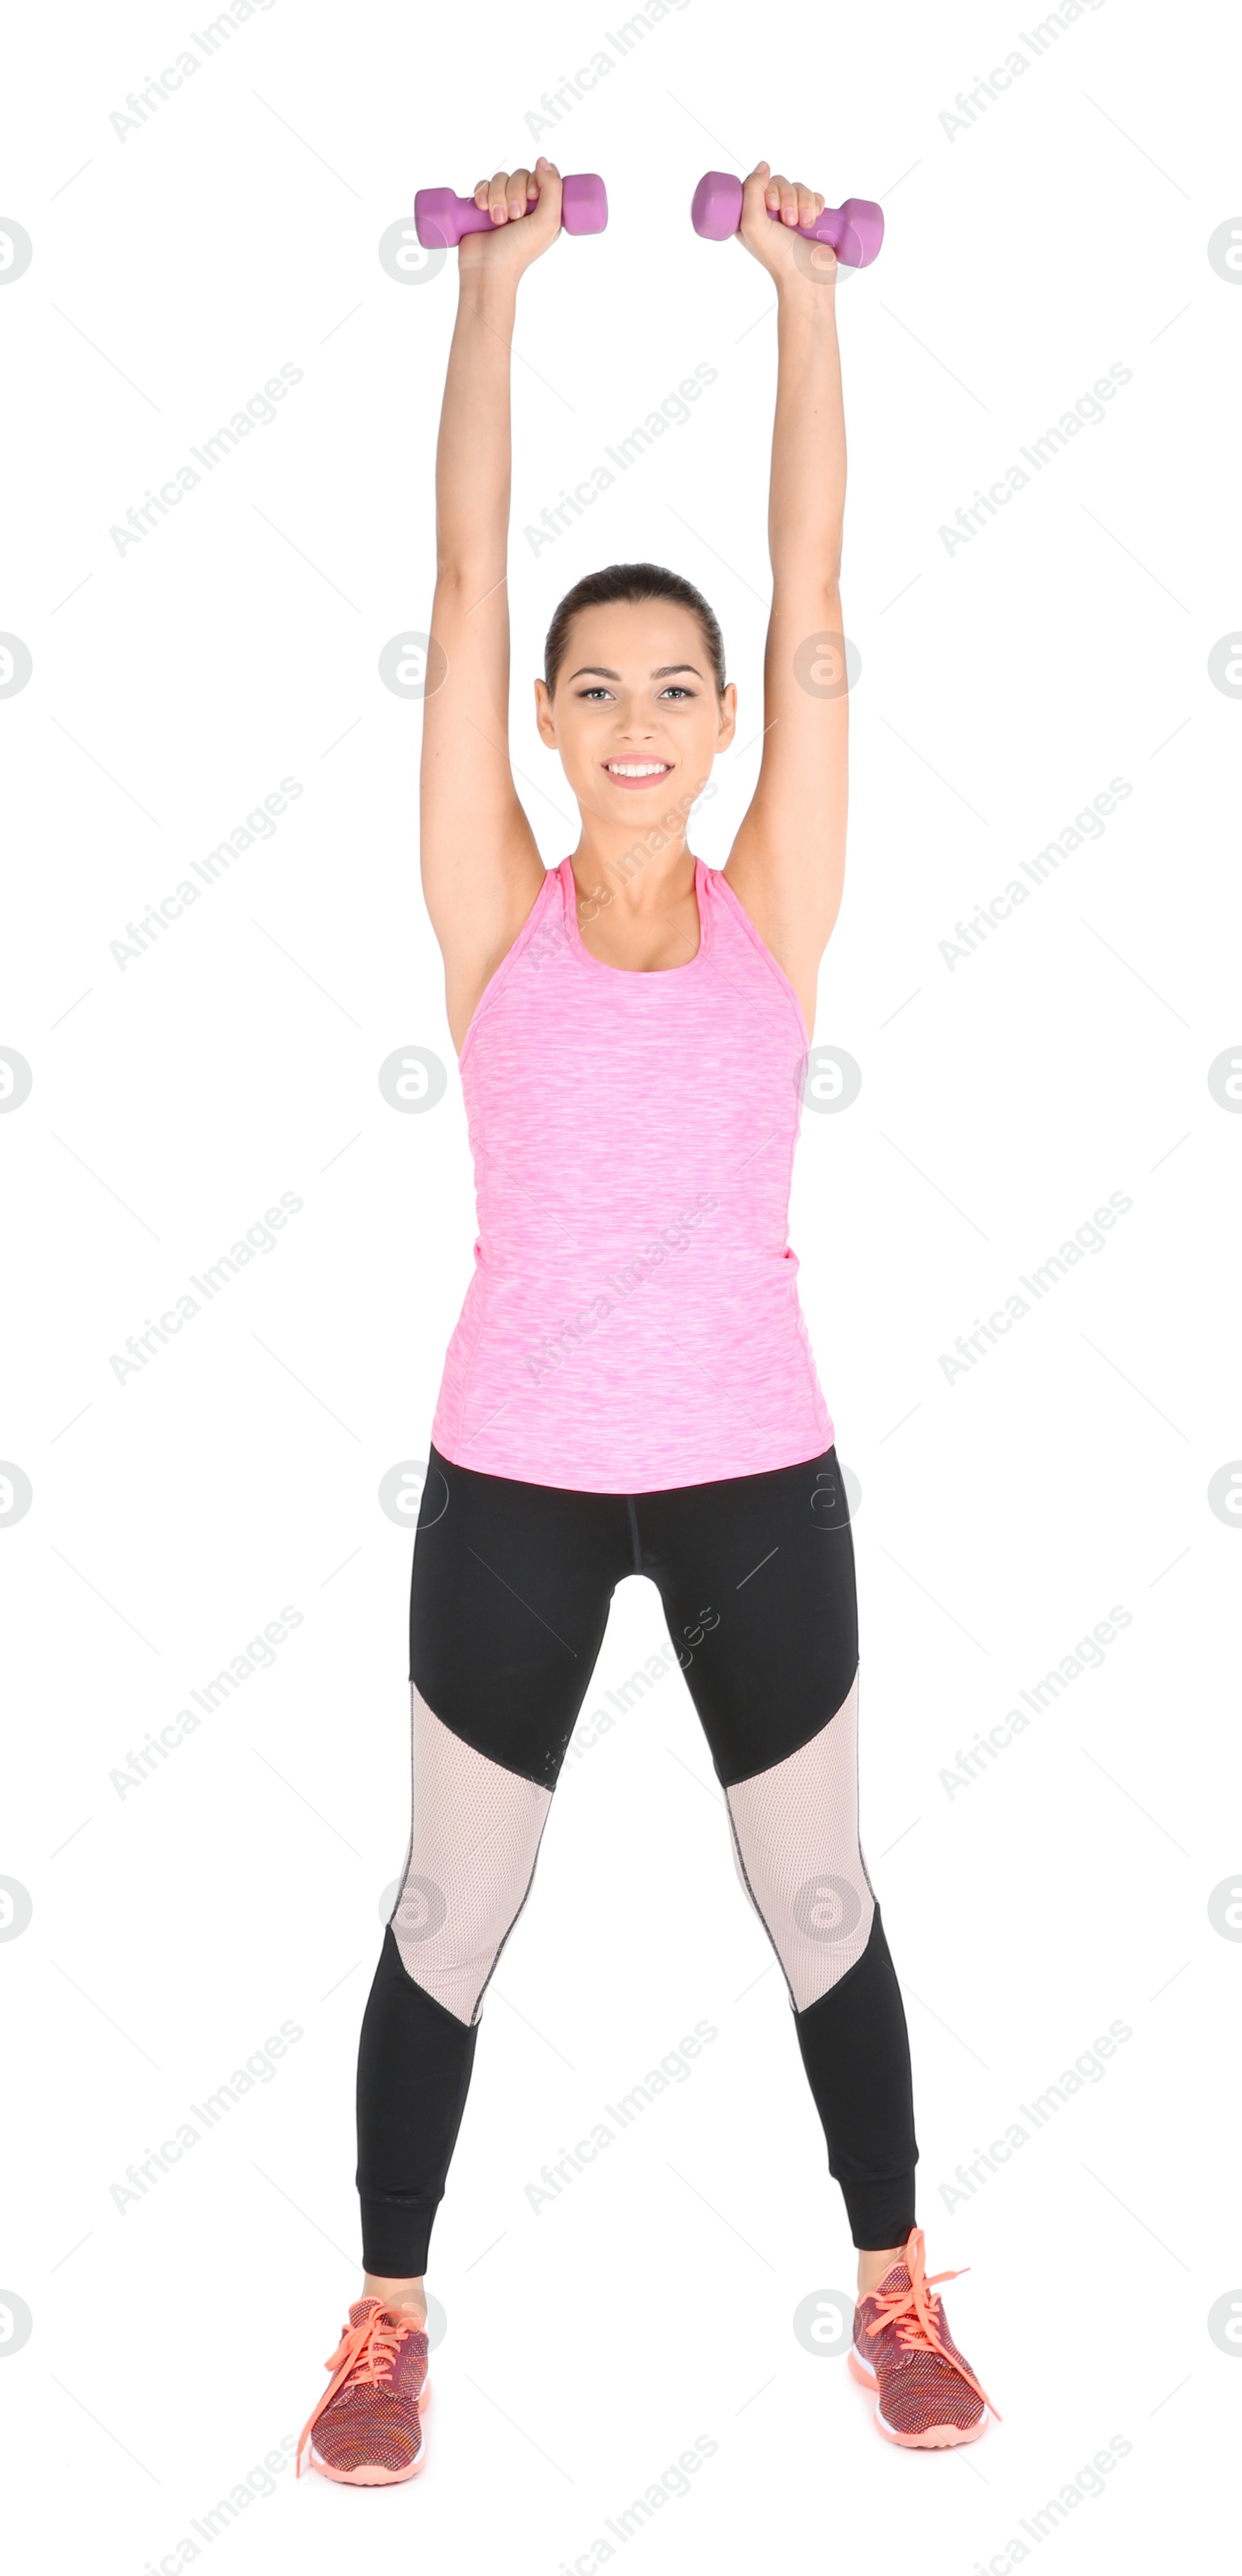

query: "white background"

left=2, top=1, right=1239, bottom=2567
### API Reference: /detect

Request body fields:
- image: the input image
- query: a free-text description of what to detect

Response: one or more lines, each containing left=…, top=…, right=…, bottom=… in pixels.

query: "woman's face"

left=534, top=598, right=736, bottom=825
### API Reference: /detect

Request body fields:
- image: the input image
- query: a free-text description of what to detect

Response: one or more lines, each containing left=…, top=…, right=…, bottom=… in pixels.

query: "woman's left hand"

left=735, top=161, right=834, bottom=283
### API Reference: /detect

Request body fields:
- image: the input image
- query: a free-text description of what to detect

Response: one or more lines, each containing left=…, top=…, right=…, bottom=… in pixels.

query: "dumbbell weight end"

left=415, top=173, right=608, bottom=249
left=690, top=171, right=883, bottom=268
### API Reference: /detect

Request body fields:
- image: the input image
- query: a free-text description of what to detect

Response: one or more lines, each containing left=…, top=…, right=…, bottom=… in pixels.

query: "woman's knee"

left=723, top=1672, right=874, bottom=2009
left=391, top=1683, right=556, bottom=2020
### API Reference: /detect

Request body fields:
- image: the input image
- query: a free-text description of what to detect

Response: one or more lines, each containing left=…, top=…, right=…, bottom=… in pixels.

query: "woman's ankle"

left=856, top=2242, right=907, bottom=2300
left=363, top=2272, right=427, bottom=2325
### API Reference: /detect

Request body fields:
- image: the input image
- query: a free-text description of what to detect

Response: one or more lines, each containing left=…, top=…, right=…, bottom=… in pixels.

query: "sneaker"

left=848, top=2227, right=999, bottom=2448
left=297, top=2297, right=431, bottom=2484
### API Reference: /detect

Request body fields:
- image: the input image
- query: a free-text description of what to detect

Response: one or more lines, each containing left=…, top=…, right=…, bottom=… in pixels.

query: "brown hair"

left=543, top=561, right=726, bottom=701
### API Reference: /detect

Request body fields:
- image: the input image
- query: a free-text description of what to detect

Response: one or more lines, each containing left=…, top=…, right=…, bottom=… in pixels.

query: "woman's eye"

left=577, top=685, right=692, bottom=702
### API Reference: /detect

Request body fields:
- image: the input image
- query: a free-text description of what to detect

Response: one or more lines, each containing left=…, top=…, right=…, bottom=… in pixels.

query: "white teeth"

left=606, top=761, right=668, bottom=776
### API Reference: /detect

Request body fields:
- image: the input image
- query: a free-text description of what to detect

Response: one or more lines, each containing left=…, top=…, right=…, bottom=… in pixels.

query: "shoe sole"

left=848, top=2347, right=986, bottom=2449
left=308, top=2377, right=432, bottom=2485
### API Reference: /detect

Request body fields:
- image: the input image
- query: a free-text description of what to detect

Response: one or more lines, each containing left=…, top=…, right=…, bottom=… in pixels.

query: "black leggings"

left=356, top=1440, right=918, bottom=2272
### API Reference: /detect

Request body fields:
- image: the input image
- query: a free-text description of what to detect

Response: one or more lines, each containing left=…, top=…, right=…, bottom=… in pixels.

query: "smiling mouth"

left=604, top=759, right=671, bottom=782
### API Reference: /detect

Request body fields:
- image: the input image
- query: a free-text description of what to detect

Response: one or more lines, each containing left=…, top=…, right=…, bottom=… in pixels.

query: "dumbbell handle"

left=415, top=174, right=608, bottom=249
left=691, top=172, right=883, bottom=269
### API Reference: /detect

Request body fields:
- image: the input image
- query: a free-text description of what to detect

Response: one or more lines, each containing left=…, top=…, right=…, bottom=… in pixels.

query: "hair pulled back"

left=543, top=561, right=726, bottom=700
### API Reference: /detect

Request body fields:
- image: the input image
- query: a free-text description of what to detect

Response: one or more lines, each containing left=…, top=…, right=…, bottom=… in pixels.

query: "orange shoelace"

left=864, top=2228, right=1001, bottom=2421
left=296, top=2303, right=419, bottom=2475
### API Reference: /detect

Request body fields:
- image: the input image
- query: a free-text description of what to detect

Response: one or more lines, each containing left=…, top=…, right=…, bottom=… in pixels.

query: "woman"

left=299, top=154, right=995, bottom=2484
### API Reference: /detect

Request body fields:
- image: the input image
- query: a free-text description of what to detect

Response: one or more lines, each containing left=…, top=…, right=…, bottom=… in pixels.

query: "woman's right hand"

left=456, top=158, right=564, bottom=280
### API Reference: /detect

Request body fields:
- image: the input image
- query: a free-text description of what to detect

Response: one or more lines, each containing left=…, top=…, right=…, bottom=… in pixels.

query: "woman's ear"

left=533, top=676, right=556, bottom=744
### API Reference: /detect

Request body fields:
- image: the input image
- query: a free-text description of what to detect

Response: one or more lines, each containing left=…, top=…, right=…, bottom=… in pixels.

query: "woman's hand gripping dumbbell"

left=692, top=162, right=883, bottom=270
left=415, top=157, right=608, bottom=271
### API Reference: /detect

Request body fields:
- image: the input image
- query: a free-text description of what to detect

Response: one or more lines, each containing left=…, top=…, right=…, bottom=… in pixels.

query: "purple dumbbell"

left=415, top=173, right=608, bottom=249
left=691, top=171, right=883, bottom=269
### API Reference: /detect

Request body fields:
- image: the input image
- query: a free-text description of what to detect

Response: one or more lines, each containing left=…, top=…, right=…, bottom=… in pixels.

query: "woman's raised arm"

left=420, top=161, right=561, bottom=1055
left=723, top=163, right=850, bottom=1039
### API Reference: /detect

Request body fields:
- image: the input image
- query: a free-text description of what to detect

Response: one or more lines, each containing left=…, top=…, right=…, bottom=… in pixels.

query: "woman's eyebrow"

left=566, top=663, right=704, bottom=681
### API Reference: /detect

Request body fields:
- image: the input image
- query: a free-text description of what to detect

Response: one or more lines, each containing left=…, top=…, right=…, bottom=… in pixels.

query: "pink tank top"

left=430, top=855, right=833, bottom=1493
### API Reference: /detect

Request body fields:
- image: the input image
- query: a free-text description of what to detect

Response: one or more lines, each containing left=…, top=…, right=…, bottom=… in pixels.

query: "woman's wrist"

left=458, top=268, right=519, bottom=323
left=775, top=268, right=839, bottom=327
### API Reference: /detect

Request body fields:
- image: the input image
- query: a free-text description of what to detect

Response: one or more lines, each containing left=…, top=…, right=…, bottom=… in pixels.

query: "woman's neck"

left=568, top=841, right=702, bottom=972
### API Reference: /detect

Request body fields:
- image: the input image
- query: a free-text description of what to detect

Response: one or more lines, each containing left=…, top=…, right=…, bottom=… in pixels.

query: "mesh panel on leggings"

left=724, top=1673, right=873, bottom=2012
left=390, top=1684, right=553, bottom=2026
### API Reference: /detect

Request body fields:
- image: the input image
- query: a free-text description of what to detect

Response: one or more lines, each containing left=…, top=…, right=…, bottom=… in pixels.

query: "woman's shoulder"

left=456, top=863, right=566, bottom=1064
left=706, top=858, right=811, bottom=1045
